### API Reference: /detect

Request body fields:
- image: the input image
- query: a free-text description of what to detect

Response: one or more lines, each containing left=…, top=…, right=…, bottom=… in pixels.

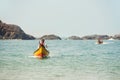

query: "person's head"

left=41, top=39, right=45, bottom=43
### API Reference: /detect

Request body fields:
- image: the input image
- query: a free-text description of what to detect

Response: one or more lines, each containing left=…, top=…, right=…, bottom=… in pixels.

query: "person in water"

left=37, top=39, right=47, bottom=58
left=39, top=39, right=45, bottom=48
left=39, top=39, right=47, bottom=48
left=97, top=38, right=103, bottom=44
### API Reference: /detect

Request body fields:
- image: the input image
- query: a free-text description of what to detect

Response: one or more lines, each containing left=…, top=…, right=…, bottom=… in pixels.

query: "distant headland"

left=0, top=20, right=120, bottom=40
left=0, top=20, right=35, bottom=40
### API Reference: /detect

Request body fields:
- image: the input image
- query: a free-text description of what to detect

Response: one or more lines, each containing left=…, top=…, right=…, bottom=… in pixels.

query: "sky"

left=0, top=0, right=120, bottom=37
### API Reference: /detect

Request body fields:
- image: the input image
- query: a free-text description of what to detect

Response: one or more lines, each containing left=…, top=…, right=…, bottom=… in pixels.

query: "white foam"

left=95, top=42, right=108, bottom=45
left=109, top=38, right=114, bottom=40
left=28, top=56, right=38, bottom=58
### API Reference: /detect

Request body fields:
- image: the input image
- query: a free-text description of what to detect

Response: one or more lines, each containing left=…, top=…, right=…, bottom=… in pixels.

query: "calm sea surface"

left=0, top=40, right=120, bottom=80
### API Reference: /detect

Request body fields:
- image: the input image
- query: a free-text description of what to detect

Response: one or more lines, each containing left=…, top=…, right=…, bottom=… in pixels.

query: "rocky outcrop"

left=68, top=36, right=82, bottom=40
left=82, top=34, right=109, bottom=40
left=40, top=34, right=61, bottom=40
left=0, top=20, right=35, bottom=40
left=113, top=34, right=120, bottom=40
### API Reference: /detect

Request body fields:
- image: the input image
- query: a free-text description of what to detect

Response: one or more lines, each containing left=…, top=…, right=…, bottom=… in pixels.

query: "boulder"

left=68, top=36, right=82, bottom=40
left=82, top=34, right=109, bottom=40
left=113, top=34, right=120, bottom=40
left=40, top=34, right=61, bottom=40
left=0, top=20, right=35, bottom=40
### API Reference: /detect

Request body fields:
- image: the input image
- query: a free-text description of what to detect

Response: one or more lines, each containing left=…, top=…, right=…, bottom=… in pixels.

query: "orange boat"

left=33, top=46, right=49, bottom=59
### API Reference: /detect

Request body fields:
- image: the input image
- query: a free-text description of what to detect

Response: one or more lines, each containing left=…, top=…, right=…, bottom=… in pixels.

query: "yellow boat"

left=33, top=46, right=49, bottom=59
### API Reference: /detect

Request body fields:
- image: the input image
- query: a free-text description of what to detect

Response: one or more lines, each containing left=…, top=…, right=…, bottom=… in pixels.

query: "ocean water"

left=0, top=40, right=120, bottom=80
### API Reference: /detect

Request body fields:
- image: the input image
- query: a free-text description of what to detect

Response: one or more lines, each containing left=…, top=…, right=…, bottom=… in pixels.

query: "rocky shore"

left=0, top=20, right=35, bottom=40
left=0, top=20, right=120, bottom=40
left=67, top=36, right=82, bottom=40
left=67, top=34, right=120, bottom=40
left=40, top=34, right=61, bottom=40
left=113, top=34, right=120, bottom=40
left=81, top=35, right=109, bottom=40
left=39, top=34, right=120, bottom=40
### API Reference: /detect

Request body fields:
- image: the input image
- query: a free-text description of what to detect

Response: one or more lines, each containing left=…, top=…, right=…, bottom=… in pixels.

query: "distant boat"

left=97, top=38, right=103, bottom=44
left=97, top=41, right=103, bottom=44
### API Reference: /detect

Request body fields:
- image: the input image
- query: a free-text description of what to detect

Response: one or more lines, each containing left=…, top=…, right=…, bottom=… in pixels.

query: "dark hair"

left=41, top=39, right=45, bottom=42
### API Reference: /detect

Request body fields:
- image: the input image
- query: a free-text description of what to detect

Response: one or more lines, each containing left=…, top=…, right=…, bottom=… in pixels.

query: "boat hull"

left=33, top=46, right=49, bottom=59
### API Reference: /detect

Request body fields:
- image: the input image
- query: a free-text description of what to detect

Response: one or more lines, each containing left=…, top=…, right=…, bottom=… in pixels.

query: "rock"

left=0, top=20, right=35, bottom=40
left=113, top=34, right=120, bottom=40
left=68, top=36, right=82, bottom=40
left=82, top=34, right=109, bottom=40
left=0, top=35, right=2, bottom=39
left=40, top=34, right=61, bottom=40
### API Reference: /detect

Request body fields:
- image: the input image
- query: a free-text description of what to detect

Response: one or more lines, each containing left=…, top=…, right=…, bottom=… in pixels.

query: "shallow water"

left=0, top=40, right=120, bottom=80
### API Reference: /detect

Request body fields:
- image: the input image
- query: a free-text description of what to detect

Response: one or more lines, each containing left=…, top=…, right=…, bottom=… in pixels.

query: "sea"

left=0, top=40, right=120, bottom=80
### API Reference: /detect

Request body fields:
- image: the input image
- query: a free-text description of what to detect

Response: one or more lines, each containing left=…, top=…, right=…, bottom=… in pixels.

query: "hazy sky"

left=0, top=0, right=120, bottom=37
